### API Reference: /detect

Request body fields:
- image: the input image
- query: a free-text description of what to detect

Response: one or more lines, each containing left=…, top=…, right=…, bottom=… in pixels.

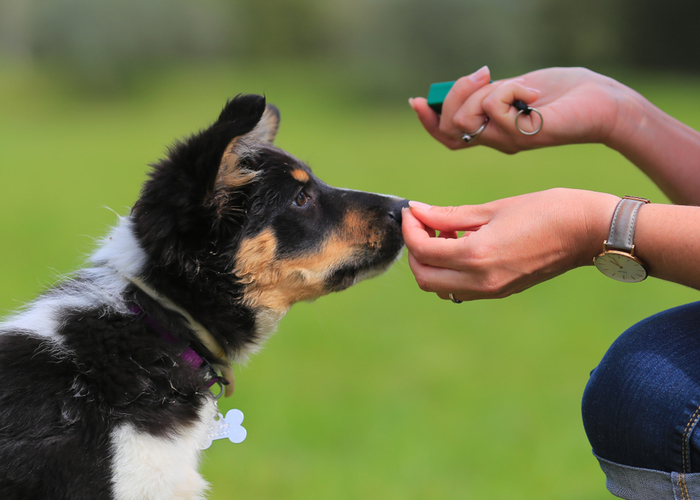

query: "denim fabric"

left=595, top=453, right=700, bottom=500
left=582, top=302, right=700, bottom=499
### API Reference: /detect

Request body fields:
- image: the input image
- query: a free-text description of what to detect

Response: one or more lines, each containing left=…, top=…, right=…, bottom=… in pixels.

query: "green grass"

left=1, top=61, right=699, bottom=499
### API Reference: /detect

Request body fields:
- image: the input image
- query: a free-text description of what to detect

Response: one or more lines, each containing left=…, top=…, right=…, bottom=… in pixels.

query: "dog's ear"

left=218, top=102, right=280, bottom=188
left=132, top=94, right=279, bottom=269
left=221, top=101, right=279, bottom=146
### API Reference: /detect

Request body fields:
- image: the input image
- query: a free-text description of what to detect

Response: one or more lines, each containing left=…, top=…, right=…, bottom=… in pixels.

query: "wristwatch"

left=593, top=196, right=650, bottom=282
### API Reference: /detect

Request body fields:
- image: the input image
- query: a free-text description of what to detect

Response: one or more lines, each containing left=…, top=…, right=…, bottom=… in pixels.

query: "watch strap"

left=606, top=197, right=649, bottom=252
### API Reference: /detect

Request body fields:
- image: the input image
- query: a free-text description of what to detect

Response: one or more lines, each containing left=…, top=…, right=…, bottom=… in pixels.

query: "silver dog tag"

left=201, top=409, right=247, bottom=449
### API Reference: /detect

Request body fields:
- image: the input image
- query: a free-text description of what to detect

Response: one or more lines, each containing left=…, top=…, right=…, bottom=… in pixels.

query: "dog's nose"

left=388, top=199, right=410, bottom=225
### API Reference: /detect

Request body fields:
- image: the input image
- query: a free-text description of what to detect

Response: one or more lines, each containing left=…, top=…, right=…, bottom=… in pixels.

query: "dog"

left=0, top=95, right=408, bottom=499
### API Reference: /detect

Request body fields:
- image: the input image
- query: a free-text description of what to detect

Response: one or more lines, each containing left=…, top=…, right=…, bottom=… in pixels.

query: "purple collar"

left=129, top=303, right=226, bottom=396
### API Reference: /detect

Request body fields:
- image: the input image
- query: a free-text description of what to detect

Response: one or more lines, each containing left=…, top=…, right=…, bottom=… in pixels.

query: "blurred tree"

left=0, top=0, right=33, bottom=61
left=0, top=0, right=239, bottom=92
left=1, top=0, right=698, bottom=96
left=326, top=0, right=547, bottom=100
left=618, top=0, right=700, bottom=72
left=233, top=0, right=335, bottom=58
left=537, top=0, right=624, bottom=69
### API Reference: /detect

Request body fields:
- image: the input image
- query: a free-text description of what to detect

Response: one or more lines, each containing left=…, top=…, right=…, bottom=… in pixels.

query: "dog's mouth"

left=325, top=245, right=404, bottom=292
left=323, top=203, right=407, bottom=292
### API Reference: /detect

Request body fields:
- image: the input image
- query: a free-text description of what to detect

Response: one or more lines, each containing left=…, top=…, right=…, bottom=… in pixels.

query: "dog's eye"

left=294, top=190, right=309, bottom=207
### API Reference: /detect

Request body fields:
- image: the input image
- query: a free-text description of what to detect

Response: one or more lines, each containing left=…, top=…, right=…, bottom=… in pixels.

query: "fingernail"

left=469, top=65, right=490, bottom=84
left=409, top=200, right=432, bottom=210
left=527, top=87, right=541, bottom=95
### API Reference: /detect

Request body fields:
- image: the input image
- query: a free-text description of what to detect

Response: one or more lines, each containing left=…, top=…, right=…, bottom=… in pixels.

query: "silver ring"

left=449, top=293, right=463, bottom=304
left=461, top=117, right=489, bottom=143
left=515, top=107, right=543, bottom=136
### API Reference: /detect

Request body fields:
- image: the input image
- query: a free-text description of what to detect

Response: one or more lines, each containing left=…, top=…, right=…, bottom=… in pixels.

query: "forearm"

left=578, top=194, right=700, bottom=290
left=634, top=203, right=700, bottom=289
left=605, top=86, right=700, bottom=206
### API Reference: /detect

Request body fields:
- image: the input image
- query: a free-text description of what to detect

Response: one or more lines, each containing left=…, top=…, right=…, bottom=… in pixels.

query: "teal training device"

left=427, top=79, right=496, bottom=114
left=427, top=81, right=455, bottom=114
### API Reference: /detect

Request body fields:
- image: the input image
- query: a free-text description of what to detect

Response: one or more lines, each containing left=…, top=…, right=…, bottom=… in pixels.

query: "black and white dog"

left=0, top=95, right=407, bottom=499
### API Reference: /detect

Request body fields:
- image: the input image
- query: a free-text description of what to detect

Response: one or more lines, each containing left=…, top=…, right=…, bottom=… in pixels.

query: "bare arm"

left=403, top=190, right=700, bottom=302
left=604, top=88, right=700, bottom=205
left=634, top=203, right=700, bottom=287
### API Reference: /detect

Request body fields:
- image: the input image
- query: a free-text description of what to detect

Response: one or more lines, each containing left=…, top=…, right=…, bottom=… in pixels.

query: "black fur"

left=0, top=94, right=407, bottom=499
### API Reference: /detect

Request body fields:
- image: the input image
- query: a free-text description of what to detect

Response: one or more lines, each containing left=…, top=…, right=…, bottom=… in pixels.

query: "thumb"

left=408, top=201, right=492, bottom=233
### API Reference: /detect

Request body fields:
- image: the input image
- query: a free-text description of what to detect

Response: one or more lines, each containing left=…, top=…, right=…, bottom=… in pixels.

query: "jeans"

left=582, top=301, right=700, bottom=499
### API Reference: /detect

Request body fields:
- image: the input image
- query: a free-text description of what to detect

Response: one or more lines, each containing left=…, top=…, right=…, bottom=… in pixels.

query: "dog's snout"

left=388, top=199, right=410, bottom=225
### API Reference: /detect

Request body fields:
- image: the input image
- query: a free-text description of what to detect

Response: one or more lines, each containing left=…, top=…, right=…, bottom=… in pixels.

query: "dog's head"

left=130, top=95, right=407, bottom=355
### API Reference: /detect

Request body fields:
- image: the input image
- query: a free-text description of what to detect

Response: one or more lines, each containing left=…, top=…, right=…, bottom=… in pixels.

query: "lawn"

left=1, top=61, right=698, bottom=499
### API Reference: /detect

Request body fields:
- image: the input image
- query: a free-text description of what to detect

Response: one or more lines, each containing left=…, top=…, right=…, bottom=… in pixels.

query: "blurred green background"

left=1, top=1, right=700, bottom=499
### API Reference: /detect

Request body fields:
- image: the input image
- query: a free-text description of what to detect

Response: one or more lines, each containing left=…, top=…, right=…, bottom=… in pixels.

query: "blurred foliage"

left=1, top=0, right=699, bottom=98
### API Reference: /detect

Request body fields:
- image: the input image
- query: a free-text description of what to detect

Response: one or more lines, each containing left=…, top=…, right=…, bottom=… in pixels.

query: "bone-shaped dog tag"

left=201, top=409, right=247, bottom=450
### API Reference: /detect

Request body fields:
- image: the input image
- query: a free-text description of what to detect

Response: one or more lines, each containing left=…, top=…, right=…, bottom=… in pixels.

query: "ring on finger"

left=449, top=293, right=463, bottom=304
left=461, top=117, right=489, bottom=144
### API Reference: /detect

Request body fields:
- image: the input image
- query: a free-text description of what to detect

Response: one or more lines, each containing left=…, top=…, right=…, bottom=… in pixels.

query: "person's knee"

left=582, top=302, right=700, bottom=472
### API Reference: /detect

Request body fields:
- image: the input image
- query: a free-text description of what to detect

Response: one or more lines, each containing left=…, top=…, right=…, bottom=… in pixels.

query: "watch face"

left=594, top=251, right=648, bottom=283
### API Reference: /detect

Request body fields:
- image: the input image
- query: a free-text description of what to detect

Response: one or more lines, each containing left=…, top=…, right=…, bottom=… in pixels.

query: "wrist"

left=602, top=81, right=658, bottom=154
left=572, top=190, right=622, bottom=268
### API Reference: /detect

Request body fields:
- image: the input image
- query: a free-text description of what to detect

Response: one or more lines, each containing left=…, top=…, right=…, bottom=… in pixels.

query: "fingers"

left=481, top=81, right=542, bottom=137
left=440, top=67, right=492, bottom=134
left=402, top=202, right=492, bottom=271
left=402, top=205, right=458, bottom=269
left=409, top=65, right=493, bottom=150
left=406, top=251, right=471, bottom=294
left=401, top=203, right=437, bottom=240
left=407, top=202, right=491, bottom=233
left=409, top=97, right=465, bottom=150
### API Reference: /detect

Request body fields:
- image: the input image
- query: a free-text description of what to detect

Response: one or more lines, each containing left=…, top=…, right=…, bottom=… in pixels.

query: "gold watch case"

left=594, top=247, right=648, bottom=283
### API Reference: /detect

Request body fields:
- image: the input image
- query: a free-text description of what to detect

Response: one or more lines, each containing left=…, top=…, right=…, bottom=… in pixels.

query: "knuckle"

left=479, top=278, right=506, bottom=297
left=408, top=243, right=427, bottom=262
left=438, top=120, right=452, bottom=137
left=481, top=95, right=498, bottom=114
left=414, top=274, right=433, bottom=292
left=452, top=113, right=471, bottom=132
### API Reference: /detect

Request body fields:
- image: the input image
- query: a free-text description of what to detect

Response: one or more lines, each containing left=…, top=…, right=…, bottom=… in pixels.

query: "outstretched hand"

left=402, top=189, right=620, bottom=302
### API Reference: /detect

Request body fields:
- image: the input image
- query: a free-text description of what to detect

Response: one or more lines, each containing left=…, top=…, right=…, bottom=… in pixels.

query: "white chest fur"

left=110, top=399, right=217, bottom=500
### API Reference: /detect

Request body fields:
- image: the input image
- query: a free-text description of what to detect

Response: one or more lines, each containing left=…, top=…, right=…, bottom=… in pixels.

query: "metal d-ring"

left=515, top=106, right=544, bottom=136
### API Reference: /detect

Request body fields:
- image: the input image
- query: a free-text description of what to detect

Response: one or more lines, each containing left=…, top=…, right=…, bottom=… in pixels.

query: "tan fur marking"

left=342, top=209, right=382, bottom=249
left=218, top=138, right=258, bottom=189
left=234, top=210, right=379, bottom=313
left=216, top=103, right=280, bottom=190
left=290, top=169, right=310, bottom=184
left=253, top=106, right=280, bottom=144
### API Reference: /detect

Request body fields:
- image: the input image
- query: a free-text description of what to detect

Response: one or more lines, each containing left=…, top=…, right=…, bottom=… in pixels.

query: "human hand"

left=402, top=189, right=620, bottom=302
left=409, top=67, right=632, bottom=154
